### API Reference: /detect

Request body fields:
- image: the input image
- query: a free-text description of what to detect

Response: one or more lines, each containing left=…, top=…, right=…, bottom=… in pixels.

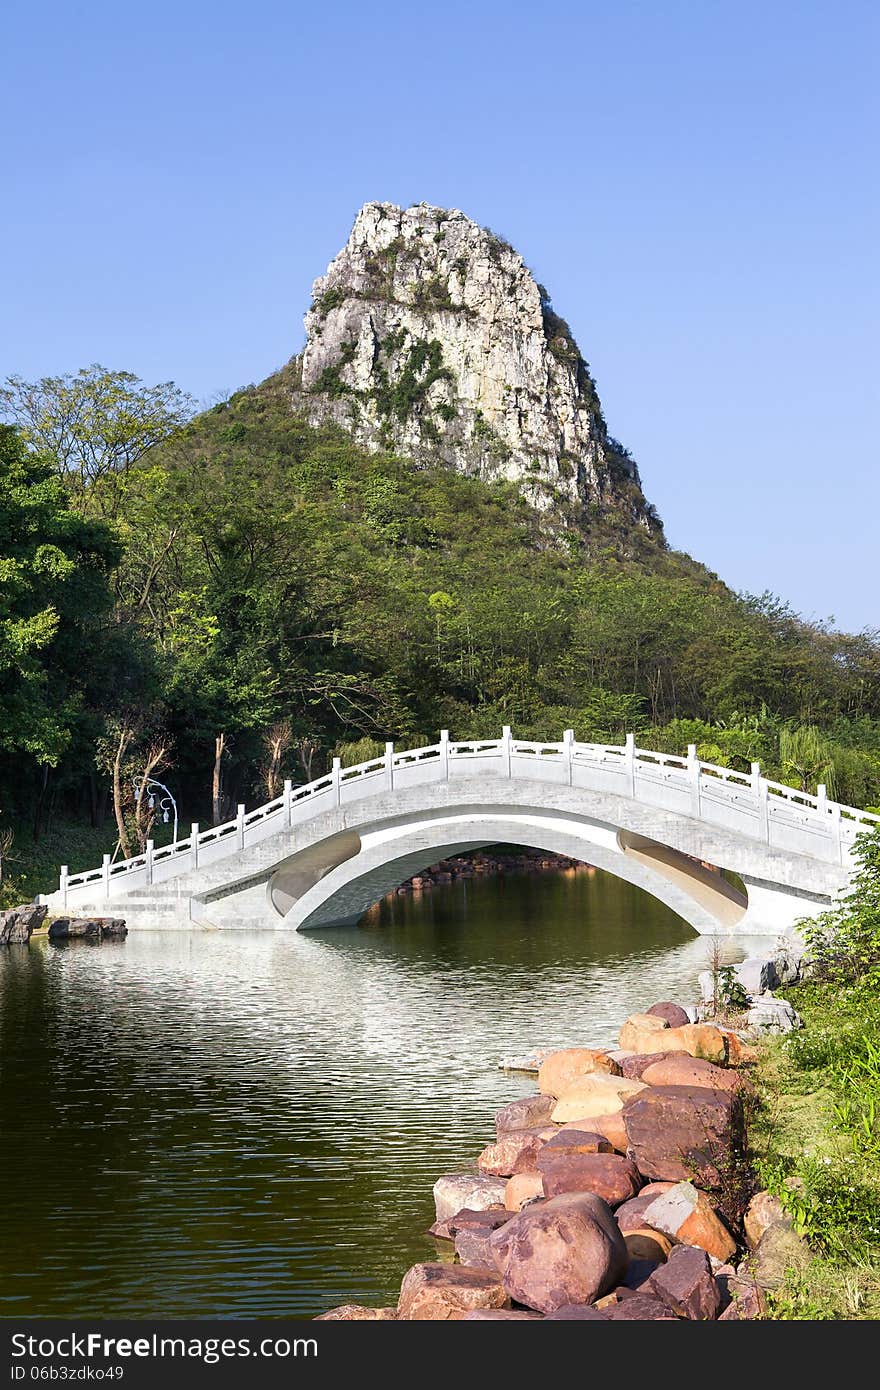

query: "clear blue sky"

left=3, top=1, right=877, bottom=631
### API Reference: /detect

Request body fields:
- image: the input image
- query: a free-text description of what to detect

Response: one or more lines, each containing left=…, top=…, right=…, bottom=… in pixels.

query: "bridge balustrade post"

left=145, top=840, right=154, bottom=886
left=624, top=732, right=636, bottom=797
left=60, top=864, right=68, bottom=908
left=332, top=758, right=342, bottom=806
left=236, top=804, right=246, bottom=851
left=687, top=744, right=701, bottom=818
left=752, top=764, right=769, bottom=842
left=440, top=729, right=449, bottom=781
left=502, top=725, right=512, bottom=777
left=830, top=802, right=843, bottom=864
left=191, top=823, right=200, bottom=870
left=283, top=779, right=293, bottom=830
left=385, top=743, right=394, bottom=791
left=102, top=854, right=111, bottom=900
left=563, top=729, right=574, bottom=786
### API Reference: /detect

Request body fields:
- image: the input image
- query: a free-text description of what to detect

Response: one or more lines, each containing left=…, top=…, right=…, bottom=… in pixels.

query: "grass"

left=751, top=979, right=880, bottom=1318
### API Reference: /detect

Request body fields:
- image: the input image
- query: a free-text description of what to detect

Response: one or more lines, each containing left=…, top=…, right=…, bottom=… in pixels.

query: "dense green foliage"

left=753, top=831, right=880, bottom=1318
left=3, top=361, right=880, bottom=898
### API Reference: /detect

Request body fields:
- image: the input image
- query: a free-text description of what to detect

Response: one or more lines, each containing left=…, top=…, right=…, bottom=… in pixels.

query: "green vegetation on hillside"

left=2, top=362, right=880, bottom=902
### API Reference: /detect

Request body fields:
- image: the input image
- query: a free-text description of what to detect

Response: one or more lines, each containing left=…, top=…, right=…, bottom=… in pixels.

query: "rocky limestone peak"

left=286, top=201, right=659, bottom=530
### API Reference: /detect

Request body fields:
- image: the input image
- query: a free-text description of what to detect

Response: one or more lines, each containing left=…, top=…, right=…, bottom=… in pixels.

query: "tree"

left=0, top=365, right=194, bottom=515
left=0, top=425, right=122, bottom=773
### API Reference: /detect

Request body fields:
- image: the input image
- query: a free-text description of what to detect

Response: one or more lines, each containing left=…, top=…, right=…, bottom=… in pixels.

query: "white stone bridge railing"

left=50, top=729, right=880, bottom=907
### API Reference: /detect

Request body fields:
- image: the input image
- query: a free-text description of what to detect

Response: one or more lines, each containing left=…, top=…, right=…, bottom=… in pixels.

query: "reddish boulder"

left=717, top=1273, right=766, bottom=1320
left=621, top=1085, right=744, bottom=1187
left=618, top=1051, right=674, bottom=1080
left=504, top=1171, right=544, bottom=1210
left=640, top=1182, right=737, bottom=1263
left=563, top=1110, right=629, bottom=1153
left=544, top=1304, right=607, bottom=1320
left=433, top=1174, right=507, bottom=1224
left=397, top=1263, right=508, bottom=1320
left=603, top=1293, right=677, bottom=1320
left=461, top=1309, right=543, bottom=1320
left=495, top=1093, right=556, bottom=1135
left=315, top=1305, right=397, bottom=1320
left=538, top=1047, right=622, bottom=1096
left=646, top=1001, right=691, bottom=1028
left=477, top=1127, right=554, bottom=1176
left=647, top=1244, right=721, bottom=1319
left=489, top=1191, right=628, bottom=1313
left=640, top=1054, right=749, bottom=1094
left=539, top=1129, right=614, bottom=1157
left=537, top=1150, right=642, bottom=1206
left=450, top=1208, right=512, bottom=1268
left=448, top=1207, right=511, bottom=1235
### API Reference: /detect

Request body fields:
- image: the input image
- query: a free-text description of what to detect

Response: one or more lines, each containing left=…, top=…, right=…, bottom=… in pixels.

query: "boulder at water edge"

left=433, top=1174, right=507, bottom=1224
left=551, top=1073, right=647, bottom=1123
left=495, top=1092, right=556, bottom=1135
left=537, top=1047, right=622, bottom=1096
left=477, top=1126, right=555, bottom=1176
left=315, top=1305, right=398, bottom=1319
left=0, top=903, right=47, bottom=944
left=504, top=1171, right=545, bottom=1210
left=397, top=1263, right=508, bottom=1320
left=640, top=1054, right=749, bottom=1094
left=489, top=1191, right=628, bottom=1314
left=645, top=1001, right=691, bottom=1028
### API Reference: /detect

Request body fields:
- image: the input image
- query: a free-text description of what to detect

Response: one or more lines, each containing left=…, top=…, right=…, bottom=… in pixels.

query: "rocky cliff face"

left=285, top=202, right=659, bottom=530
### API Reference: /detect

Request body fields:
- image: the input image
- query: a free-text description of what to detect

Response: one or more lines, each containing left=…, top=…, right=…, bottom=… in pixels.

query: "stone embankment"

left=318, top=941, right=808, bottom=1321
left=394, top=850, right=595, bottom=896
left=0, top=903, right=127, bottom=945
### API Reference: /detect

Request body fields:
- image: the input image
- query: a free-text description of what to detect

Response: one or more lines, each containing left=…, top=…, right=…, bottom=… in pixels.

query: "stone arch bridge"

left=40, top=731, right=877, bottom=936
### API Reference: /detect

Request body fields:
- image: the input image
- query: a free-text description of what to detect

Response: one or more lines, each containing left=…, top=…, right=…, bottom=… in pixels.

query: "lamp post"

left=133, top=777, right=179, bottom=845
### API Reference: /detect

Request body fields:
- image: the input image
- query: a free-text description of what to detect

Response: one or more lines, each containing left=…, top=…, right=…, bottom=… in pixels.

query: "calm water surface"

left=0, top=869, right=761, bottom=1317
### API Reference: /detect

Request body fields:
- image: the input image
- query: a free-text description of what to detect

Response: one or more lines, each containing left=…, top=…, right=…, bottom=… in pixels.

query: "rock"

left=428, top=1219, right=454, bottom=1241
left=551, top=1074, right=647, bottom=1123
left=622, top=1259, right=661, bottom=1290
left=618, top=1012, right=670, bottom=1052
left=504, top=1172, right=545, bottom=1210
left=544, top=1304, right=607, bottom=1320
left=773, top=946, right=803, bottom=985
left=734, top=956, right=780, bottom=996
left=451, top=1208, right=511, bottom=1263
left=747, top=1222, right=810, bottom=1289
left=48, top=916, right=127, bottom=940
left=622, top=1086, right=744, bottom=1187
left=315, top=1305, right=397, bottom=1320
left=640, top=1182, right=737, bottom=1263
left=614, top=1195, right=661, bottom=1233
left=640, top=1054, right=749, bottom=1094
left=617, top=1051, right=673, bottom=1080
left=477, top=1126, right=554, bottom=1176
left=538, top=1047, right=622, bottom=1096
left=647, top=1245, right=720, bottom=1319
left=717, top=1274, right=767, bottom=1319
left=602, top=1292, right=677, bottom=1320
left=537, top=1149, right=642, bottom=1206
left=290, top=202, right=657, bottom=524
left=563, top=1110, right=629, bottom=1153
left=622, top=1229, right=674, bottom=1263
left=747, top=995, right=803, bottom=1033
left=0, top=903, right=47, bottom=944
left=645, top=1001, right=691, bottom=1028
left=489, top=1191, right=628, bottom=1313
left=640, top=1181, right=677, bottom=1198
left=461, top=1309, right=543, bottom=1320
left=744, top=1191, right=789, bottom=1249
left=499, top=1050, right=551, bottom=1074
left=433, top=1174, right=507, bottom=1224
left=448, top=1207, right=511, bottom=1235
left=495, top=1093, right=556, bottom=1134
left=538, top=1129, right=614, bottom=1158
left=397, top=1263, right=508, bottom=1320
